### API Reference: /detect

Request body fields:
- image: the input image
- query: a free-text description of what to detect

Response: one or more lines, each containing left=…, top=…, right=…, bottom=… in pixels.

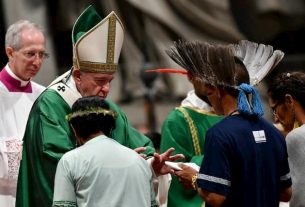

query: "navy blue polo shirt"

left=197, top=115, right=291, bottom=207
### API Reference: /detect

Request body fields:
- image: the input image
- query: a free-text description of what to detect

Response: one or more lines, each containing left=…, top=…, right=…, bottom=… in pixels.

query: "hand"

left=174, top=163, right=198, bottom=189
left=134, top=147, right=147, bottom=159
left=151, top=147, right=184, bottom=176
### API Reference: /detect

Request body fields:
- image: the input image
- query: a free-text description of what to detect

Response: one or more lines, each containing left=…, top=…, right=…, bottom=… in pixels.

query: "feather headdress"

left=233, top=40, right=284, bottom=86
left=166, top=40, right=265, bottom=117
left=166, top=40, right=237, bottom=88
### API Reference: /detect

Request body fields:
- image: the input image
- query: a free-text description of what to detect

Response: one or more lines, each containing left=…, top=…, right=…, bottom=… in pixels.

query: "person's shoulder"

left=37, top=87, right=63, bottom=100
left=105, top=99, right=127, bottom=116
left=33, top=87, right=69, bottom=111
left=31, top=81, right=46, bottom=93
left=211, top=115, right=236, bottom=127
left=167, top=106, right=186, bottom=118
left=0, top=82, right=8, bottom=93
left=59, top=148, right=79, bottom=166
left=206, top=115, right=244, bottom=137
left=104, top=99, right=120, bottom=110
left=286, top=125, right=305, bottom=141
left=171, top=106, right=216, bottom=118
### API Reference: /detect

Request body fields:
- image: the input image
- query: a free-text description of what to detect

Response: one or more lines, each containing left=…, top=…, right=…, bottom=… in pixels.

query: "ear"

left=5, top=47, right=14, bottom=59
left=285, top=94, right=294, bottom=107
left=205, top=84, right=217, bottom=95
left=71, top=124, right=77, bottom=137
left=187, top=74, right=194, bottom=82
left=71, top=124, right=84, bottom=146
left=73, top=68, right=81, bottom=84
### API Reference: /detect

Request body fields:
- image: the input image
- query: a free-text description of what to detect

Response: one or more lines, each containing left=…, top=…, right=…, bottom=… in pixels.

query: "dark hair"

left=145, top=131, right=161, bottom=150
left=69, top=96, right=116, bottom=139
left=225, top=57, right=250, bottom=97
left=218, top=56, right=250, bottom=98
left=234, top=57, right=250, bottom=85
left=268, top=71, right=305, bottom=108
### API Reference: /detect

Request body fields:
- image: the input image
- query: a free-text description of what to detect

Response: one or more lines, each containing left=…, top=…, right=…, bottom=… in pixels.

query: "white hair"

left=5, top=20, right=44, bottom=50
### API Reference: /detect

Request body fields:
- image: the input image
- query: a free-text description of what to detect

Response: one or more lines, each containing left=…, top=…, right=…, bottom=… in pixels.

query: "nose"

left=99, top=83, right=110, bottom=98
left=32, top=56, right=43, bottom=65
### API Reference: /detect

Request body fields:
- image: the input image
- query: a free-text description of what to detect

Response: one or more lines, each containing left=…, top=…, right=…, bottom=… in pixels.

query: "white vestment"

left=0, top=65, right=45, bottom=207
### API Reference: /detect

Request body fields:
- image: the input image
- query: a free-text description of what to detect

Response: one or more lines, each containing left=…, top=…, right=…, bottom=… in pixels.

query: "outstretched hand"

left=152, top=147, right=184, bottom=176
left=134, top=147, right=147, bottom=159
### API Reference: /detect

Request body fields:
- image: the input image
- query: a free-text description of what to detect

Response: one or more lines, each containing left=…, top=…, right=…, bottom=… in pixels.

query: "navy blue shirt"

left=197, top=115, right=291, bottom=207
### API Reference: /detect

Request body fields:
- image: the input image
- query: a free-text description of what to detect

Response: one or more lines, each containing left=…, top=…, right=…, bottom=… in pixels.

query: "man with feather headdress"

left=168, top=40, right=292, bottom=207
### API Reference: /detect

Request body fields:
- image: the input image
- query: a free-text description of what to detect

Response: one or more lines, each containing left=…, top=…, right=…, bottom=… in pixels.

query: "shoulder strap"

left=177, top=107, right=201, bottom=155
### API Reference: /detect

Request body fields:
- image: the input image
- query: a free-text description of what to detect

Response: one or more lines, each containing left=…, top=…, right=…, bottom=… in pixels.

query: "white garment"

left=286, top=125, right=305, bottom=207
left=147, top=158, right=172, bottom=207
left=53, top=135, right=157, bottom=207
left=181, top=90, right=213, bottom=111
left=0, top=66, right=45, bottom=207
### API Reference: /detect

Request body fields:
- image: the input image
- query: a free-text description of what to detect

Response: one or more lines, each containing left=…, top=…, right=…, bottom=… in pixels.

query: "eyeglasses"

left=21, top=50, right=50, bottom=60
left=271, top=102, right=281, bottom=116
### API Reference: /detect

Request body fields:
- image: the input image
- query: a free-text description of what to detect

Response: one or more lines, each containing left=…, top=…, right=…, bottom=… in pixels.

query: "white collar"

left=181, top=90, right=213, bottom=111
left=5, top=64, right=31, bottom=87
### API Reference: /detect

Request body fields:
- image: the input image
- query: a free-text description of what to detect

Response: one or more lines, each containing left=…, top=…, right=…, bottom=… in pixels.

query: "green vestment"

left=160, top=107, right=222, bottom=207
left=16, top=86, right=155, bottom=207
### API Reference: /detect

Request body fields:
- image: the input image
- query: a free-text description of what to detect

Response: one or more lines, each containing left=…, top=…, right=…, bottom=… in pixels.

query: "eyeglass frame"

left=271, top=102, right=282, bottom=116
left=19, top=50, right=50, bottom=60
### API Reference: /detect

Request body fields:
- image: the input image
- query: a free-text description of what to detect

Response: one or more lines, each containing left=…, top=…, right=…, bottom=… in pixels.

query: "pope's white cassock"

left=0, top=65, right=45, bottom=207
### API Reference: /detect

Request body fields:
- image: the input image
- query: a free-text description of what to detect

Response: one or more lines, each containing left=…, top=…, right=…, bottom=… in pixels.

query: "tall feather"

left=233, top=40, right=284, bottom=86
left=166, top=40, right=237, bottom=87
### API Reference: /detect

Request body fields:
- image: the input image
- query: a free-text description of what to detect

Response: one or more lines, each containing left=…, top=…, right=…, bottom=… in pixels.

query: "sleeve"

left=0, top=138, right=23, bottom=187
left=197, top=130, right=231, bottom=196
left=16, top=90, right=76, bottom=207
left=106, top=100, right=155, bottom=156
left=52, top=155, right=77, bottom=207
left=160, top=109, right=202, bottom=164
left=284, top=130, right=302, bottom=189
left=147, top=157, right=172, bottom=207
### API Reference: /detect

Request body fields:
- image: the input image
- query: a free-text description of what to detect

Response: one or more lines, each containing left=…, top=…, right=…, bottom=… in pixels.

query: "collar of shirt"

left=0, top=65, right=32, bottom=92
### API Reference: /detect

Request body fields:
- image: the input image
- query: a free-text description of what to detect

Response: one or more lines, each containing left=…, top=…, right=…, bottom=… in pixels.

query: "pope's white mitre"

left=72, top=5, right=124, bottom=74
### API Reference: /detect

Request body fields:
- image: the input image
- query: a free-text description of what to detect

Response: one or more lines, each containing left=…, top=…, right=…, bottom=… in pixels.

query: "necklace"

left=228, top=109, right=238, bottom=116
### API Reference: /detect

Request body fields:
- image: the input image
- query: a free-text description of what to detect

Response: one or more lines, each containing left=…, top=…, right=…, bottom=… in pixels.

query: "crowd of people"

left=0, top=4, right=304, bottom=207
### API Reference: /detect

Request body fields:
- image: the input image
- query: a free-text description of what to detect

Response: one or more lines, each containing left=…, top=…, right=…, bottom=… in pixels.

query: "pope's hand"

left=134, top=147, right=147, bottom=159
left=152, top=147, right=184, bottom=176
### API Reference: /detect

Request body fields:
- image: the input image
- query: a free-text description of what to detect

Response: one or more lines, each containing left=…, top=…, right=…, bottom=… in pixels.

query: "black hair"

left=224, top=56, right=250, bottom=97
left=268, top=71, right=305, bottom=108
left=145, top=131, right=161, bottom=150
left=69, top=96, right=116, bottom=139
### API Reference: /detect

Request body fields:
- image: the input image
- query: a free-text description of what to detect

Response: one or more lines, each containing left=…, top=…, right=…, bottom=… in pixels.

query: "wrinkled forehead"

left=80, top=71, right=114, bottom=79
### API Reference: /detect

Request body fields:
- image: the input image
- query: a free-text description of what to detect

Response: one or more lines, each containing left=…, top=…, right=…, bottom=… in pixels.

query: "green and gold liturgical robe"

left=160, top=106, right=222, bottom=207
left=16, top=79, right=155, bottom=207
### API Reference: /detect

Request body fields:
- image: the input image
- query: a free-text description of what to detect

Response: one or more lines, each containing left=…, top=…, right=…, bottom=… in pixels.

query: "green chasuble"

left=160, top=106, right=222, bottom=207
left=16, top=87, right=155, bottom=207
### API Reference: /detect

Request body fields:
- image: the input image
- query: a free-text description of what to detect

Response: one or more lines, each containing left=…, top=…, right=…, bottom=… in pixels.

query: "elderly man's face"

left=7, top=28, right=47, bottom=81
left=74, top=69, right=114, bottom=98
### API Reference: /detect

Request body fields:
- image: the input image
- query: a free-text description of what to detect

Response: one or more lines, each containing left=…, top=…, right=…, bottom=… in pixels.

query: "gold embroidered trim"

left=177, top=107, right=201, bottom=155
left=73, top=59, right=117, bottom=73
left=107, top=14, right=116, bottom=63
